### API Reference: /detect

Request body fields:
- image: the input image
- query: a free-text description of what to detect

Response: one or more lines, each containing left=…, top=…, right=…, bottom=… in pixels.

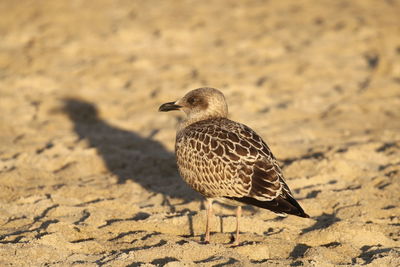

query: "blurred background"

left=0, top=0, right=399, bottom=265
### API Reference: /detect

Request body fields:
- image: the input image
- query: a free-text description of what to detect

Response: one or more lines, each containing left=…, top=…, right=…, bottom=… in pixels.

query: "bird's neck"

left=178, top=113, right=226, bottom=131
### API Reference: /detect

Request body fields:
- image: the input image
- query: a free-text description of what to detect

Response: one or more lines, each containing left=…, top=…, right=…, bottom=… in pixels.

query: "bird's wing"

left=175, top=118, right=282, bottom=198
left=176, top=118, right=309, bottom=217
left=224, top=121, right=308, bottom=217
left=176, top=119, right=252, bottom=198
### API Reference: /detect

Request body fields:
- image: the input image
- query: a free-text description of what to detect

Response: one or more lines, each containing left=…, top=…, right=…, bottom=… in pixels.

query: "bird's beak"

left=158, top=101, right=182, bottom=112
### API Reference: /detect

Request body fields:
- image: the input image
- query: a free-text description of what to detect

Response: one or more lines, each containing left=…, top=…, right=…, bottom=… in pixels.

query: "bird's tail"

left=226, top=195, right=310, bottom=218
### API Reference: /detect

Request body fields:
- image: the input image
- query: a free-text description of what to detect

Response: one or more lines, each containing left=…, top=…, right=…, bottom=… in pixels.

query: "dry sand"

left=1, top=0, right=400, bottom=266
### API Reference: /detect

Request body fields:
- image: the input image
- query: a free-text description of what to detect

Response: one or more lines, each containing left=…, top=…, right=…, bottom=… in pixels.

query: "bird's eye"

left=187, top=97, right=197, bottom=105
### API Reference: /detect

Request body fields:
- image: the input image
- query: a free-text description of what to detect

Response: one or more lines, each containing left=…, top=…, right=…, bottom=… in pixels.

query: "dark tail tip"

left=299, top=212, right=310, bottom=218
left=286, top=196, right=310, bottom=218
left=226, top=195, right=310, bottom=218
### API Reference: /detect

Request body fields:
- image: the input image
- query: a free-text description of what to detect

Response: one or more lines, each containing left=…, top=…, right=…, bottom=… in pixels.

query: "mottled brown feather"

left=177, top=118, right=286, bottom=201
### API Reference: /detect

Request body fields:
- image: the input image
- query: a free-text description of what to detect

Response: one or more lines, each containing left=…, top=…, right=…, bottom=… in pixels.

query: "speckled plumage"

left=159, top=87, right=309, bottom=244
left=175, top=117, right=307, bottom=217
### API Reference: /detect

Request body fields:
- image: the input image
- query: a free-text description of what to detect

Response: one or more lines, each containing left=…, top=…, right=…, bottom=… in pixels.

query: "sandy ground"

left=1, top=0, right=400, bottom=266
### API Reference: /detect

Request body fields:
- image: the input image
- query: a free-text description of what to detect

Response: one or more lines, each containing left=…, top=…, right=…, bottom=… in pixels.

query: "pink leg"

left=234, top=206, right=242, bottom=246
left=205, top=198, right=213, bottom=243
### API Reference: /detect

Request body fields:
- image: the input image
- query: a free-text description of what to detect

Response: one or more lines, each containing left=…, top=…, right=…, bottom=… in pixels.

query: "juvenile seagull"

left=159, top=87, right=309, bottom=245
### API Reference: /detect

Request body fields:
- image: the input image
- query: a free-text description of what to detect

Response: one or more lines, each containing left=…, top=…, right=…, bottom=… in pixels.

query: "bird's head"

left=159, top=87, right=228, bottom=122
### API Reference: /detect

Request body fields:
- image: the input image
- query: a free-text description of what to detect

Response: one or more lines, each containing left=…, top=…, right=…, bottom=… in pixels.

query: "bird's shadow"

left=62, top=98, right=198, bottom=207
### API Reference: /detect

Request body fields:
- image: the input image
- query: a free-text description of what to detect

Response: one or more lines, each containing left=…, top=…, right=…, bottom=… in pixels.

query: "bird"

left=159, top=87, right=309, bottom=245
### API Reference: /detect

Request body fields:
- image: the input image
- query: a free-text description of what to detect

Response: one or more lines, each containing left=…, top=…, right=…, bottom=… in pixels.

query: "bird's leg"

left=205, top=198, right=213, bottom=243
left=234, top=205, right=242, bottom=246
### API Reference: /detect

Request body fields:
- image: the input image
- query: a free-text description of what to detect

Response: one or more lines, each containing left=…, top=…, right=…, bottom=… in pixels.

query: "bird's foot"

left=230, top=234, right=241, bottom=246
